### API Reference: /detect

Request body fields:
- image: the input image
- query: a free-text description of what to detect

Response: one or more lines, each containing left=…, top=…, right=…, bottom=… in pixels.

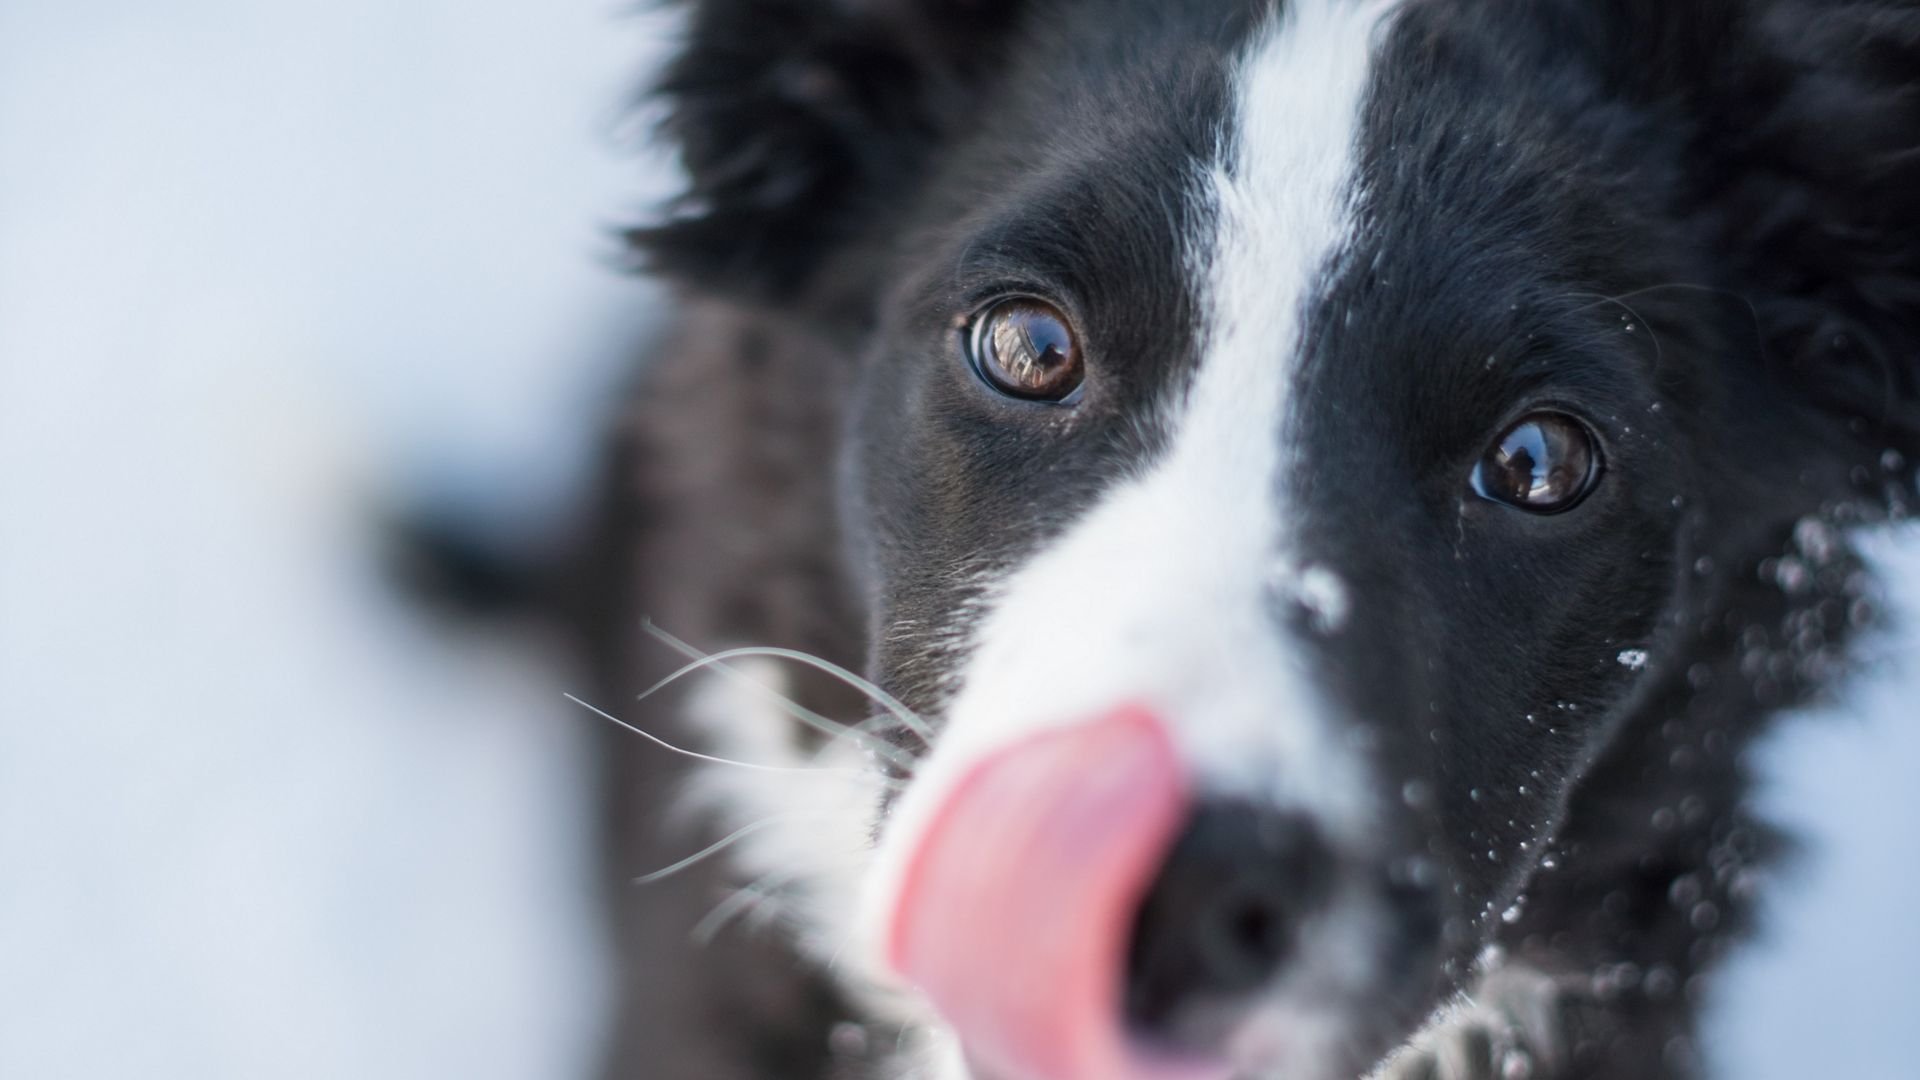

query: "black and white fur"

left=584, top=1, right=1920, bottom=1077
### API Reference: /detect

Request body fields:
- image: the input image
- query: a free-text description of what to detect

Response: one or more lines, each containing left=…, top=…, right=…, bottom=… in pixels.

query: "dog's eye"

left=967, top=297, right=1084, bottom=403
left=1471, top=412, right=1600, bottom=513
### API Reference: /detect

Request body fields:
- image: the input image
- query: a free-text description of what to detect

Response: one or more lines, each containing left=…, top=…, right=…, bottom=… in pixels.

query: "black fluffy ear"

left=1685, top=1, right=1920, bottom=492
left=629, top=0, right=1023, bottom=302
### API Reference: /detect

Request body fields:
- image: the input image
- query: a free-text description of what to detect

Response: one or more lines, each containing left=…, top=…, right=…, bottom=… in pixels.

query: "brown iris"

left=968, top=297, right=1084, bottom=402
left=1471, top=412, right=1601, bottom=512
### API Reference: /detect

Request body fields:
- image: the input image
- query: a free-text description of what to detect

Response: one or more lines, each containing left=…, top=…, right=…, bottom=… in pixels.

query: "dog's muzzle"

left=880, top=706, right=1342, bottom=1080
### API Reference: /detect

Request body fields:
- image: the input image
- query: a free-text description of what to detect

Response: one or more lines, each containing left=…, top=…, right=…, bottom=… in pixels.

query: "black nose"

left=1123, top=801, right=1333, bottom=1049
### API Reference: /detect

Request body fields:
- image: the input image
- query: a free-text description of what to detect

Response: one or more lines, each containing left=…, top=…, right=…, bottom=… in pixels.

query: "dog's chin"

left=1222, top=991, right=1431, bottom=1080
left=938, top=997, right=1405, bottom=1080
left=866, top=898, right=1439, bottom=1080
left=1221, top=1020, right=1366, bottom=1080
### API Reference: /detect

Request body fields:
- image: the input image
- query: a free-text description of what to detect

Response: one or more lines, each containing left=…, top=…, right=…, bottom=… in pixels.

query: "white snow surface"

left=0, top=3, right=1913, bottom=1078
left=0, top=2, right=663, bottom=1077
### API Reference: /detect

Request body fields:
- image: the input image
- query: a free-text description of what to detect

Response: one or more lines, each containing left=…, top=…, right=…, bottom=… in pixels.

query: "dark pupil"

left=1485, top=419, right=1588, bottom=506
left=991, top=306, right=1072, bottom=386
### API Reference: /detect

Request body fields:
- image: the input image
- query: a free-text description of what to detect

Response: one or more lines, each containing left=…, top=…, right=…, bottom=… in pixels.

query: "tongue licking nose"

left=881, top=707, right=1232, bottom=1080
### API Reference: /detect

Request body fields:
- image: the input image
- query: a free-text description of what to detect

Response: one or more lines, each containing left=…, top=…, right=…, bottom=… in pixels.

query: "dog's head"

left=638, top=1, right=1920, bottom=1076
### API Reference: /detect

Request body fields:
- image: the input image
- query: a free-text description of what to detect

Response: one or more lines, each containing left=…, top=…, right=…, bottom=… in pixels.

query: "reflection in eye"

left=967, top=297, right=1084, bottom=403
left=1472, top=413, right=1599, bottom=513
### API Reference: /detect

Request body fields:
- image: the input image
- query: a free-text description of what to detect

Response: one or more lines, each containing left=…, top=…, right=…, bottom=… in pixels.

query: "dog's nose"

left=880, top=706, right=1233, bottom=1080
left=1124, top=801, right=1334, bottom=1048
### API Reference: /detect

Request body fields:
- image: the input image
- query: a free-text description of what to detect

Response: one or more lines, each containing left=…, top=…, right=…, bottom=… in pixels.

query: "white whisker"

left=691, top=871, right=797, bottom=944
left=563, top=692, right=875, bottom=779
left=635, top=816, right=789, bottom=885
left=633, top=646, right=919, bottom=773
left=644, top=619, right=933, bottom=743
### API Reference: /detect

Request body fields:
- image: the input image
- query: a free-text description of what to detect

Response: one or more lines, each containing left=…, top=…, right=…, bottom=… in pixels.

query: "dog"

left=582, top=1, right=1920, bottom=1077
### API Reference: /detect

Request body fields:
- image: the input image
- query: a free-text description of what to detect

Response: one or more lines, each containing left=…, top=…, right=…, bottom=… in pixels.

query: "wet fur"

left=586, top=2, right=1920, bottom=1077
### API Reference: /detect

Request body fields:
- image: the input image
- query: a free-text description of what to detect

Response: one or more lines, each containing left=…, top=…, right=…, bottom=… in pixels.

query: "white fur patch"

left=677, top=658, right=890, bottom=966
left=678, top=657, right=944, bottom=1036
left=862, top=0, right=1404, bottom=1004
left=1369, top=965, right=1571, bottom=1080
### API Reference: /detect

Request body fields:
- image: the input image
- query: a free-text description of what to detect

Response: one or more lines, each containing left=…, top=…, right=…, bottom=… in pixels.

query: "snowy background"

left=0, top=3, right=1914, bottom=1078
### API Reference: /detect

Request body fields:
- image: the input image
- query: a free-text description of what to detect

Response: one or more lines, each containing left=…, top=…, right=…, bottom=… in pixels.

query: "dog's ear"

left=1659, top=1, right=1920, bottom=499
left=629, top=0, right=1024, bottom=302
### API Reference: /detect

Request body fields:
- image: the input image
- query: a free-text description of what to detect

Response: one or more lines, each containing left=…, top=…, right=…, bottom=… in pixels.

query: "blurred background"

left=0, top=2, right=1915, bottom=1078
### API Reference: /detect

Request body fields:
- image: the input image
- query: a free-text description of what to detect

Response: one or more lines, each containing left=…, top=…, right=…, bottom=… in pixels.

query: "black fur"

left=628, top=0, right=1028, bottom=300
left=592, top=2, right=1920, bottom=1077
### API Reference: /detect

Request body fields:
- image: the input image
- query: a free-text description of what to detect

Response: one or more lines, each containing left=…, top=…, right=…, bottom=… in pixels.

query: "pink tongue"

left=884, top=707, right=1230, bottom=1080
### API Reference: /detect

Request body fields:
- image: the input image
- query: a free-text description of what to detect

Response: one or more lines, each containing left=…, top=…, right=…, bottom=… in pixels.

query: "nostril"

left=1216, top=890, right=1287, bottom=975
left=1124, top=802, right=1332, bottom=1048
left=1177, top=883, right=1292, bottom=1005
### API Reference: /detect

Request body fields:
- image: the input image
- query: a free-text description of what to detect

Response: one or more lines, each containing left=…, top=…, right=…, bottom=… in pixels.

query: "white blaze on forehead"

left=863, top=0, right=1402, bottom=971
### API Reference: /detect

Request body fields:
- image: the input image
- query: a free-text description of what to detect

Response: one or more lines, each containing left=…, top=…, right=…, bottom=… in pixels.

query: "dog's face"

left=846, top=4, right=1694, bottom=1073
left=643, top=0, right=1919, bottom=1076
